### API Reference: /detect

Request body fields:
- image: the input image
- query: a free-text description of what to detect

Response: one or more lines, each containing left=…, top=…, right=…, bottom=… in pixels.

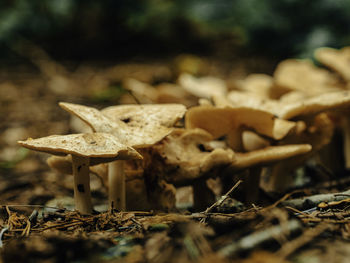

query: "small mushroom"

left=234, top=74, right=274, bottom=99
left=47, top=154, right=169, bottom=211
left=314, top=47, right=350, bottom=82
left=59, top=102, right=186, bottom=210
left=268, top=113, right=334, bottom=192
left=18, top=133, right=142, bottom=214
left=273, top=59, right=341, bottom=96
left=242, top=131, right=270, bottom=152
left=279, top=91, right=350, bottom=120
left=151, top=128, right=235, bottom=185
left=226, top=144, right=312, bottom=203
left=149, top=128, right=235, bottom=210
left=225, top=91, right=280, bottom=114
left=275, top=91, right=350, bottom=173
left=178, top=73, right=227, bottom=99
left=122, top=78, right=158, bottom=104
left=155, top=83, right=194, bottom=106
left=185, top=105, right=295, bottom=151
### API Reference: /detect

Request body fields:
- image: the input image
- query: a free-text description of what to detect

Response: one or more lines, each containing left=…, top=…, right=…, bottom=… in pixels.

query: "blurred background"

left=1, top=0, right=350, bottom=68
left=1, top=0, right=350, bottom=175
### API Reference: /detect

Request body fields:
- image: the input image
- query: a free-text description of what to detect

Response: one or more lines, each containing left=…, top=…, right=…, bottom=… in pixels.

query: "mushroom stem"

left=72, top=155, right=93, bottom=214
left=244, top=167, right=262, bottom=204
left=193, top=180, right=215, bottom=211
left=108, top=160, right=126, bottom=211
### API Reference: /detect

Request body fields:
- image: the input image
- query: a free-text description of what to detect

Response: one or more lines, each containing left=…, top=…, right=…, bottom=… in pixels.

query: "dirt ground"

left=1, top=54, right=350, bottom=263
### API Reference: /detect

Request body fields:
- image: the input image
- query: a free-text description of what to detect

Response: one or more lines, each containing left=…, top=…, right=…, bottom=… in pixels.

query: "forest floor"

left=1, top=55, right=350, bottom=263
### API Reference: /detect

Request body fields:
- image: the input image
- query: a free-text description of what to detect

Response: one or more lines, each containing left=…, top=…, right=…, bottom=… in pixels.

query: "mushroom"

left=122, top=78, right=158, bottom=104
left=314, top=46, right=350, bottom=82
left=273, top=59, right=341, bottom=97
left=47, top=128, right=235, bottom=211
left=149, top=128, right=235, bottom=210
left=242, top=131, right=270, bottom=152
left=278, top=91, right=350, bottom=120
left=185, top=105, right=295, bottom=151
left=268, top=113, right=334, bottom=192
left=155, top=83, right=194, bottom=106
left=151, top=127, right=311, bottom=205
left=234, top=74, right=275, bottom=99
left=18, top=133, right=142, bottom=214
left=276, top=91, right=350, bottom=173
left=178, top=73, right=227, bottom=99
left=59, top=102, right=186, bottom=210
left=47, top=154, right=170, bottom=211
left=225, top=144, right=312, bottom=203
left=221, top=91, right=280, bottom=114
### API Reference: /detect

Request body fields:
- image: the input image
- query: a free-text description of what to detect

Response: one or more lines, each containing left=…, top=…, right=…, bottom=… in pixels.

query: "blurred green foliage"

left=0, top=148, right=29, bottom=170
left=1, top=0, right=350, bottom=60
left=89, top=84, right=126, bottom=103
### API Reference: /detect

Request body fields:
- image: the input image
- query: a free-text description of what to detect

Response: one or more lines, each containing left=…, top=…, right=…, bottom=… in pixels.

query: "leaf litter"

left=3, top=45, right=350, bottom=262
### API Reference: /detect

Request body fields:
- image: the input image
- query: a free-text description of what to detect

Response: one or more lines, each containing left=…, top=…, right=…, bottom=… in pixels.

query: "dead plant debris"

left=2, top=45, right=350, bottom=262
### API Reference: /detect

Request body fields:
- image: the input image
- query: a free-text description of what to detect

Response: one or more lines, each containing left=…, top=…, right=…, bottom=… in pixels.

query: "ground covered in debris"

left=2, top=50, right=350, bottom=263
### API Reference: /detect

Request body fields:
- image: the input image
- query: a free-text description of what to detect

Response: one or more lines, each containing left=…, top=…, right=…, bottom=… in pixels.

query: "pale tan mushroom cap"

left=60, top=102, right=186, bottom=148
left=153, top=128, right=235, bottom=185
left=59, top=102, right=122, bottom=134
left=242, top=130, right=270, bottom=151
left=231, top=144, right=312, bottom=170
left=123, top=78, right=158, bottom=103
left=274, top=59, right=340, bottom=95
left=185, top=106, right=295, bottom=141
left=178, top=73, right=227, bottom=99
left=101, top=103, right=186, bottom=147
left=279, top=91, right=350, bottom=119
left=102, top=103, right=186, bottom=129
left=224, top=91, right=280, bottom=114
left=315, top=47, right=350, bottom=81
left=18, top=133, right=142, bottom=160
left=235, top=74, right=274, bottom=99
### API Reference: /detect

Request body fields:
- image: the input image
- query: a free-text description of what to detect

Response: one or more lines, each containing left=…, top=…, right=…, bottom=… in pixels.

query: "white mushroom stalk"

left=18, top=133, right=142, bottom=214
left=72, top=155, right=92, bottom=213
left=108, top=160, right=125, bottom=210
left=59, top=102, right=186, bottom=211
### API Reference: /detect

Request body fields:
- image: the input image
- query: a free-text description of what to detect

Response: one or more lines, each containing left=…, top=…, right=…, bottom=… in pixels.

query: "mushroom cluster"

left=18, top=46, right=350, bottom=213
left=118, top=46, right=350, bottom=198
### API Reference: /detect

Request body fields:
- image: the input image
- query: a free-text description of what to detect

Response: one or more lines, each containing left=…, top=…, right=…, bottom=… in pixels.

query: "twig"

left=285, top=206, right=317, bottom=218
left=218, top=219, right=302, bottom=257
left=317, top=210, right=350, bottom=218
left=126, top=90, right=142, bottom=105
left=281, top=189, right=350, bottom=210
left=261, top=190, right=304, bottom=212
left=21, top=220, right=31, bottom=237
left=205, top=180, right=243, bottom=214
left=276, top=223, right=329, bottom=259
left=0, top=227, right=9, bottom=248
left=1, top=204, right=67, bottom=210
left=29, top=209, right=39, bottom=224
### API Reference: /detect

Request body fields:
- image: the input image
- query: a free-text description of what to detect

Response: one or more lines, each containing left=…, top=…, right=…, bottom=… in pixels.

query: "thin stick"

left=261, top=189, right=304, bottom=212
left=281, top=189, right=350, bottom=210
left=218, top=219, right=301, bottom=257
left=1, top=204, right=66, bottom=210
left=205, top=180, right=243, bottom=213
left=276, top=223, right=329, bottom=259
